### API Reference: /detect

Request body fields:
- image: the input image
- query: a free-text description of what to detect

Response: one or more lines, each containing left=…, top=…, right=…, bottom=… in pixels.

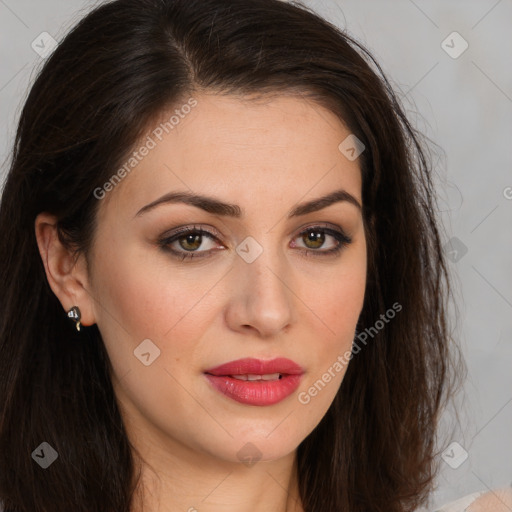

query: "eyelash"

left=157, top=224, right=352, bottom=261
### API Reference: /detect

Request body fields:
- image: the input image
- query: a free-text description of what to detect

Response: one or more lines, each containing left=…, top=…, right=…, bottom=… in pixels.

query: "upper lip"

left=204, top=357, right=304, bottom=376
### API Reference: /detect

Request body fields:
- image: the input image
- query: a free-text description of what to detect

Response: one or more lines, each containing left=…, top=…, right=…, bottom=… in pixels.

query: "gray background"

left=0, top=0, right=511, bottom=509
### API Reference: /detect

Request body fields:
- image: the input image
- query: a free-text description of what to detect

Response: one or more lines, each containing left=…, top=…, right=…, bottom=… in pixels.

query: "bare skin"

left=467, top=488, right=512, bottom=512
left=35, top=92, right=367, bottom=512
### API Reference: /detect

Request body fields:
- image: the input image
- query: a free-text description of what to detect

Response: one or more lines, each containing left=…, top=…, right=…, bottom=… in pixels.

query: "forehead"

left=97, top=92, right=362, bottom=221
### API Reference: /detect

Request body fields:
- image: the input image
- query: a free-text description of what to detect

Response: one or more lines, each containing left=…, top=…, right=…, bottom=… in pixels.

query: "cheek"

left=91, top=249, right=222, bottom=440
left=310, top=270, right=365, bottom=327
left=301, top=248, right=366, bottom=341
left=295, top=249, right=366, bottom=398
left=91, top=241, right=222, bottom=379
left=306, top=273, right=364, bottom=369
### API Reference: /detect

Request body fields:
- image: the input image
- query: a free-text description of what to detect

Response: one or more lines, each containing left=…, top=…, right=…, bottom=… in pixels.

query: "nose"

left=224, top=244, right=296, bottom=339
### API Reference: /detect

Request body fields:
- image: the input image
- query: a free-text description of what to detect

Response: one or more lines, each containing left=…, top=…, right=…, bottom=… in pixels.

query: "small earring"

left=67, top=306, right=82, bottom=331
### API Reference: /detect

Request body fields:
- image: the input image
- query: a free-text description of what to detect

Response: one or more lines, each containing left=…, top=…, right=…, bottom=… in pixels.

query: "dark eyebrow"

left=134, top=188, right=362, bottom=219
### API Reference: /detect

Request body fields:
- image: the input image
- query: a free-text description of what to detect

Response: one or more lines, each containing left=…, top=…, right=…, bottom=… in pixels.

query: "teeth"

left=261, top=373, right=282, bottom=381
left=231, top=373, right=281, bottom=381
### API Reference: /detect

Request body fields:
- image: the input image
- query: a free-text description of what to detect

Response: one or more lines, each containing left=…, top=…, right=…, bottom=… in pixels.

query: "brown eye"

left=292, top=226, right=352, bottom=256
left=158, top=226, right=222, bottom=261
left=158, top=224, right=352, bottom=262
left=302, top=229, right=326, bottom=249
left=177, top=233, right=203, bottom=252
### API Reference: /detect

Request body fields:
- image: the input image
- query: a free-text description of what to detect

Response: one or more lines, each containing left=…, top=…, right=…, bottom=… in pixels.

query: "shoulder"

left=434, top=488, right=512, bottom=512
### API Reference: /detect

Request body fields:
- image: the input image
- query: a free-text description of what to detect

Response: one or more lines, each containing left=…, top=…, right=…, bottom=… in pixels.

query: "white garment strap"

left=435, top=491, right=486, bottom=512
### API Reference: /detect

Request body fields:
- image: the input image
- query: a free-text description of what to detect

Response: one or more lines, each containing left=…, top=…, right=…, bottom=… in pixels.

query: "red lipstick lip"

left=204, top=357, right=304, bottom=376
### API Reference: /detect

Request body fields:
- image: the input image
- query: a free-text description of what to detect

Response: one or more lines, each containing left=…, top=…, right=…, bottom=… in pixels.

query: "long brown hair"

left=0, top=0, right=463, bottom=510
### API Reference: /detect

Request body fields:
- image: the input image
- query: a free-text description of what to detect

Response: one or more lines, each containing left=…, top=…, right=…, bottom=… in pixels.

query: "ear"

left=34, top=212, right=96, bottom=328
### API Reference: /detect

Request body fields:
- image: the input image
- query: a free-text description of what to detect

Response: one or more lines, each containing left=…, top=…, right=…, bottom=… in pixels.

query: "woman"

left=0, top=0, right=509, bottom=511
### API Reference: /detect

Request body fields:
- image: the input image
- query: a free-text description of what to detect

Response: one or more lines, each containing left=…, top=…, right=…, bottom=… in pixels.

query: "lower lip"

left=204, top=374, right=302, bottom=406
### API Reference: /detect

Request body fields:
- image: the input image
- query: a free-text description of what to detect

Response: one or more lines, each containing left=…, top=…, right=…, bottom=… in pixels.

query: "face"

left=86, top=92, right=367, bottom=467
